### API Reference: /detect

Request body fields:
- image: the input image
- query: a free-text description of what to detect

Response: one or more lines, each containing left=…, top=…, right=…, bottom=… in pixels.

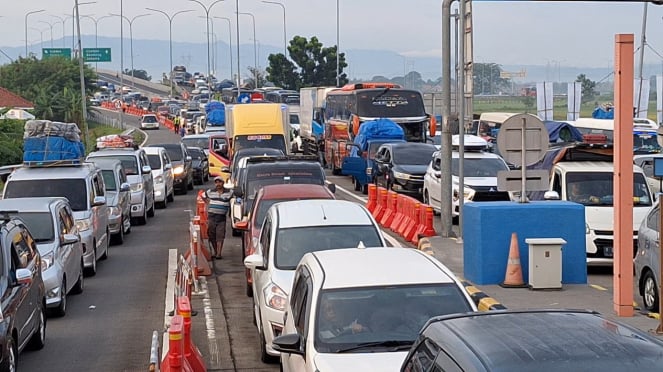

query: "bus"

left=571, top=117, right=661, bottom=154
left=264, top=90, right=300, bottom=105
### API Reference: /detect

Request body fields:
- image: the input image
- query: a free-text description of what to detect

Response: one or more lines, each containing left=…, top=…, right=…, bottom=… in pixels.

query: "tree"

left=472, top=63, right=509, bottom=95
left=266, top=36, right=348, bottom=89
left=0, top=118, right=24, bottom=166
left=124, top=69, right=151, bottom=81
left=576, top=74, right=598, bottom=103
left=243, top=67, right=268, bottom=89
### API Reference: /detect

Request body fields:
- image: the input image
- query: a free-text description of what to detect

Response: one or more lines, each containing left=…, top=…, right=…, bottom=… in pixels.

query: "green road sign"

left=42, top=48, right=72, bottom=59
left=83, top=48, right=111, bottom=62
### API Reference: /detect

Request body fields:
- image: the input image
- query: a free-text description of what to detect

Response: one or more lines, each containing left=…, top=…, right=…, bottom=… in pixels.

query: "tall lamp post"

left=262, top=1, right=286, bottom=57
left=238, top=12, right=258, bottom=88
left=72, top=2, right=96, bottom=55
left=146, top=8, right=194, bottom=98
left=336, top=0, right=340, bottom=87
left=214, top=17, right=233, bottom=82
left=25, top=9, right=45, bottom=57
left=50, top=15, right=69, bottom=47
left=38, top=20, right=57, bottom=47
left=30, top=27, right=47, bottom=51
left=74, top=0, right=90, bottom=150
left=189, top=0, right=225, bottom=90
left=110, top=12, right=151, bottom=82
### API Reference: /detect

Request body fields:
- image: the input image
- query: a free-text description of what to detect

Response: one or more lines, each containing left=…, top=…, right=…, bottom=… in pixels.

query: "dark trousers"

left=207, top=213, right=227, bottom=249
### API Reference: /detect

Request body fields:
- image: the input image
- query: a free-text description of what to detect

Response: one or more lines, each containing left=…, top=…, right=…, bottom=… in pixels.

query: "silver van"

left=87, top=158, right=132, bottom=244
left=3, top=162, right=110, bottom=276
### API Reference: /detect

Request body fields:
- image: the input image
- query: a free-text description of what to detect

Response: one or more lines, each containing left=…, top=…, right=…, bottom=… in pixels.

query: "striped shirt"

left=205, top=188, right=231, bottom=216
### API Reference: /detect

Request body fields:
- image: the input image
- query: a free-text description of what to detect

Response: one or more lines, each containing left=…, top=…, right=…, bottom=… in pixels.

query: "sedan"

left=373, top=142, right=438, bottom=196
left=636, top=201, right=661, bottom=311
left=188, top=146, right=209, bottom=184
left=140, top=114, right=160, bottom=130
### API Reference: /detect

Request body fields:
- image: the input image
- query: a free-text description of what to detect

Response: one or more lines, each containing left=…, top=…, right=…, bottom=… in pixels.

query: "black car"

left=147, top=143, right=193, bottom=194
left=401, top=309, right=663, bottom=372
left=188, top=147, right=209, bottom=185
left=228, top=147, right=285, bottom=188
left=0, top=212, right=47, bottom=371
left=374, top=142, right=437, bottom=195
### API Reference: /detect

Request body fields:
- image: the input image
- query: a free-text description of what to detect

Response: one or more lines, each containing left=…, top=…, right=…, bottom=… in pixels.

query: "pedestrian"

left=202, top=176, right=232, bottom=259
left=179, top=126, right=186, bottom=137
left=174, top=116, right=180, bottom=134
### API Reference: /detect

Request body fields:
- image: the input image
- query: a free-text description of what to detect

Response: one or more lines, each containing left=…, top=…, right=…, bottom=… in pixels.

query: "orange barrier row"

left=177, top=297, right=207, bottom=372
left=161, top=297, right=208, bottom=372
left=367, top=184, right=436, bottom=245
left=196, top=191, right=208, bottom=240
left=184, top=222, right=211, bottom=277
left=173, top=255, right=193, bottom=312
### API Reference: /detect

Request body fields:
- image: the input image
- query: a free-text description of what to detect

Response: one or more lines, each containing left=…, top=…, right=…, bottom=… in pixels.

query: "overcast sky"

left=2, top=1, right=663, bottom=69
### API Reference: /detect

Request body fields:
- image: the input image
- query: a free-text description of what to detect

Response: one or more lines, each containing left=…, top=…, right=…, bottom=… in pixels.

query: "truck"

left=224, top=102, right=291, bottom=158
left=341, top=118, right=405, bottom=193
left=299, top=87, right=336, bottom=159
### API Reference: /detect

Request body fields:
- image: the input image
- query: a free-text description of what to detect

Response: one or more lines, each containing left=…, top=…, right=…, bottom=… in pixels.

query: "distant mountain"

left=1, top=35, right=659, bottom=85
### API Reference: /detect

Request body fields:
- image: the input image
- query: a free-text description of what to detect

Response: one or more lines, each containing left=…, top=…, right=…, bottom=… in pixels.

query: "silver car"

left=0, top=197, right=84, bottom=317
left=636, top=200, right=661, bottom=312
left=88, top=158, right=132, bottom=244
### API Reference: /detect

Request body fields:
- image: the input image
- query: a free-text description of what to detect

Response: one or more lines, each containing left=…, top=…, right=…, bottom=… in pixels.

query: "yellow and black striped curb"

left=590, top=284, right=661, bottom=319
left=461, top=280, right=507, bottom=311
left=417, top=236, right=434, bottom=256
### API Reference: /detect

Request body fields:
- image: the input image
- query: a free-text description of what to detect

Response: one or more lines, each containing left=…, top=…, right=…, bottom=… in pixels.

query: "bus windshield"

left=356, top=90, right=425, bottom=118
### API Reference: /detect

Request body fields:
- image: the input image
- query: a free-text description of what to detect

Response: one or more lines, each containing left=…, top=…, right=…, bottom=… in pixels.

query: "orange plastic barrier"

left=177, top=297, right=207, bottom=372
left=196, top=191, right=208, bottom=240
left=372, top=187, right=389, bottom=221
left=161, top=315, right=193, bottom=372
left=413, top=205, right=436, bottom=243
left=192, top=216, right=211, bottom=261
left=366, top=184, right=378, bottom=213
left=389, top=195, right=406, bottom=232
left=185, top=223, right=211, bottom=277
left=396, top=197, right=414, bottom=236
left=380, top=191, right=398, bottom=227
left=173, top=255, right=192, bottom=312
left=403, top=201, right=421, bottom=242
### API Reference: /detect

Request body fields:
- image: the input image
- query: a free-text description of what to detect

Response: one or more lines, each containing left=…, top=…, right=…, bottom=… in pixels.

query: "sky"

left=2, top=1, right=663, bottom=74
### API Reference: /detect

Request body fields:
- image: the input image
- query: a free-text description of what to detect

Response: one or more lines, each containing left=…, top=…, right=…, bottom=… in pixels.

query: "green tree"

left=473, top=63, right=509, bottom=95
left=243, top=67, right=268, bottom=89
left=266, top=36, right=348, bottom=89
left=124, top=69, right=151, bottom=81
left=0, top=118, right=25, bottom=166
left=576, top=74, right=598, bottom=103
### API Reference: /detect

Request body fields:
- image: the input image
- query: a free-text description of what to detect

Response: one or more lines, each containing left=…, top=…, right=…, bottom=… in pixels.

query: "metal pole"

left=453, top=10, right=459, bottom=114
left=74, top=0, right=90, bottom=150
left=238, top=12, right=258, bottom=88
left=262, top=1, right=286, bottom=57
left=25, top=10, right=45, bottom=57
left=336, top=0, right=340, bottom=87
left=119, top=0, right=124, bottom=130
left=189, top=0, right=224, bottom=91
left=440, top=0, right=455, bottom=237
left=458, top=0, right=466, bottom=240
left=637, top=3, right=648, bottom=117
left=236, top=0, right=241, bottom=96
left=215, top=17, right=233, bottom=83
left=39, top=21, right=55, bottom=47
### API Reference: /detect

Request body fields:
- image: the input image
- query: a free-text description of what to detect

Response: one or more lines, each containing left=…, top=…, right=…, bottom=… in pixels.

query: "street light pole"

left=39, top=20, right=56, bottom=47
left=72, top=2, right=96, bottom=56
left=50, top=15, right=68, bottom=47
left=30, top=27, right=46, bottom=51
left=189, top=0, right=225, bottom=90
left=147, top=8, right=194, bottom=98
left=238, top=12, right=258, bottom=88
left=235, top=0, right=241, bottom=97
left=25, top=9, right=45, bottom=57
left=336, top=0, right=340, bottom=87
left=74, top=0, right=90, bottom=150
left=214, top=17, right=233, bottom=82
left=110, top=13, right=150, bottom=83
left=262, top=1, right=286, bottom=57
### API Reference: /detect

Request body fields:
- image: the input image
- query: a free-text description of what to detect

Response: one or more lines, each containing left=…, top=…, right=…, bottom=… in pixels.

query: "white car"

left=423, top=135, right=511, bottom=222
left=143, top=146, right=175, bottom=208
left=140, top=114, right=160, bottom=130
left=274, top=247, right=478, bottom=371
left=244, top=199, right=386, bottom=362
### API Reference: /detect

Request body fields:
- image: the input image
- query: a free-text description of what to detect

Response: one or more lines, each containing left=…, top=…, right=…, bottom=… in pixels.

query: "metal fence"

left=87, top=110, right=122, bottom=129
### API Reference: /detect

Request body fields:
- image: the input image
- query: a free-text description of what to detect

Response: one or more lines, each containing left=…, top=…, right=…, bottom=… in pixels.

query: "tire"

left=232, top=228, right=241, bottom=237
left=204, top=172, right=210, bottom=182
left=642, top=270, right=659, bottom=312
left=52, top=278, right=67, bottom=317
left=112, top=218, right=125, bottom=245
left=1, top=337, right=17, bottom=372
left=331, top=151, right=342, bottom=175
left=181, top=184, right=188, bottom=195
left=84, top=248, right=97, bottom=277
left=29, top=304, right=46, bottom=350
left=137, top=204, right=148, bottom=225
left=71, top=261, right=84, bottom=294
left=147, top=197, right=155, bottom=217
left=157, top=200, right=167, bottom=209
left=167, top=188, right=175, bottom=202
left=100, top=230, right=110, bottom=260
left=246, top=280, right=253, bottom=297
left=353, top=177, right=361, bottom=191
left=187, top=175, right=194, bottom=190
left=361, top=183, right=368, bottom=195
left=259, top=320, right=278, bottom=363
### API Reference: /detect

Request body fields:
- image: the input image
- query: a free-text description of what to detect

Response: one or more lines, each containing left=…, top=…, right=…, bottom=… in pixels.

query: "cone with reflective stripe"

left=499, top=232, right=528, bottom=288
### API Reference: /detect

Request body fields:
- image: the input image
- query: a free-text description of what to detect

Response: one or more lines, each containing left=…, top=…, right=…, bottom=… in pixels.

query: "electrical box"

left=526, top=238, right=566, bottom=290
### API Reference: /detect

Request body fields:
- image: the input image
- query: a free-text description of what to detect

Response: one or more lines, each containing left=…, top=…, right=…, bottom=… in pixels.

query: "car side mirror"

left=186, top=156, right=192, bottom=162
left=142, top=165, right=152, bottom=174
left=244, top=253, right=266, bottom=271
left=15, top=268, right=32, bottom=286
left=233, top=188, right=243, bottom=198
left=62, top=233, right=80, bottom=245
left=272, top=334, right=304, bottom=356
left=165, top=163, right=173, bottom=170
left=327, top=182, right=336, bottom=194
left=93, top=196, right=106, bottom=206
left=221, top=166, right=231, bottom=173
left=434, top=171, right=441, bottom=178
left=544, top=191, right=560, bottom=200
left=235, top=220, right=249, bottom=231
left=120, top=183, right=131, bottom=192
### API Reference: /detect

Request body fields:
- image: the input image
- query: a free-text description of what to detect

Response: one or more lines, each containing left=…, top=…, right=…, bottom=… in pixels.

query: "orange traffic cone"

left=499, top=232, right=528, bottom=288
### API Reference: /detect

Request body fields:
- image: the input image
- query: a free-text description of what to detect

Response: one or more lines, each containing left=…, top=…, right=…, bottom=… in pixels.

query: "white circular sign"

left=496, top=113, right=549, bottom=167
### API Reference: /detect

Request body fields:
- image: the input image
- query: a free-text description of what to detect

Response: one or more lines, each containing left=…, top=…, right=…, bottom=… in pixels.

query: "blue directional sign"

left=238, top=93, right=251, bottom=104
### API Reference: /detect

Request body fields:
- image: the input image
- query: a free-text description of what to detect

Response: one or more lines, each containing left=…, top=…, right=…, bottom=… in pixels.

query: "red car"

left=236, top=184, right=335, bottom=297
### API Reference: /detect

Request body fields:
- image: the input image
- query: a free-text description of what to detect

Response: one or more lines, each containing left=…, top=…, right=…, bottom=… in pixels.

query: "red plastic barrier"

left=396, top=197, right=413, bottom=236
left=177, top=297, right=207, bottom=372
left=372, top=187, right=388, bottom=221
left=380, top=191, right=398, bottom=227
left=403, top=201, right=421, bottom=242
left=413, top=205, right=436, bottom=243
left=161, top=315, right=193, bottom=372
left=366, top=184, right=378, bottom=213
left=389, top=195, right=406, bottom=232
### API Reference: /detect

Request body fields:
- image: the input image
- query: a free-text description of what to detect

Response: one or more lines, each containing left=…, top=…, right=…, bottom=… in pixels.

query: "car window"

left=4, top=179, right=88, bottom=212
left=62, top=207, right=76, bottom=233
left=93, top=174, right=105, bottom=197
left=161, top=152, right=171, bottom=166
left=260, top=216, right=272, bottom=263
left=646, top=205, right=660, bottom=231
left=147, top=154, right=162, bottom=170
left=12, top=229, right=34, bottom=268
left=290, top=271, right=307, bottom=332
left=11, top=212, right=54, bottom=242
left=102, top=170, right=117, bottom=191
left=402, top=339, right=440, bottom=372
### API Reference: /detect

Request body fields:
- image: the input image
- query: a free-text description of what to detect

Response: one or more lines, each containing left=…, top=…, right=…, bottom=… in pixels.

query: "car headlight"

left=264, top=282, right=287, bottom=311
left=452, top=187, right=474, bottom=201
left=155, top=175, right=164, bottom=184
left=76, top=218, right=92, bottom=232
left=41, top=251, right=54, bottom=271
left=130, top=183, right=144, bottom=192
left=109, top=206, right=121, bottom=217
left=392, top=171, right=410, bottom=180
left=173, top=165, right=185, bottom=175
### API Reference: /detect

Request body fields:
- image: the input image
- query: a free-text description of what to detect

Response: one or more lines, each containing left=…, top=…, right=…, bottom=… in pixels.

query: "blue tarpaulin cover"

left=23, top=136, right=85, bottom=162
left=592, top=106, right=614, bottom=119
left=205, top=101, right=224, bottom=114
left=350, top=118, right=404, bottom=157
left=543, top=120, right=584, bottom=143
left=205, top=101, right=226, bottom=126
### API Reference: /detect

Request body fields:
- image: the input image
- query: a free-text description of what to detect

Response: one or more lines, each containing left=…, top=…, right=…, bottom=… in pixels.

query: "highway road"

left=96, top=70, right=172, bottom=98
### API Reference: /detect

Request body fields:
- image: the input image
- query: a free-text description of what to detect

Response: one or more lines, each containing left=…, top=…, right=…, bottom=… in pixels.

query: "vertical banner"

left=567, top=82, right=582, bottom=121
left=536, top=82, right=554, bottom=121
left=657, top=75, right=662, bottom=126
left=633, top=78, right=650, bottom=118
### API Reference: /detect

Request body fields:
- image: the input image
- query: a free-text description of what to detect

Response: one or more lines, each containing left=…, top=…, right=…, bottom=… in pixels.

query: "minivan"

left=87, top=158, right=132, bottom=244
left=143, top=146, right=175, bottom=208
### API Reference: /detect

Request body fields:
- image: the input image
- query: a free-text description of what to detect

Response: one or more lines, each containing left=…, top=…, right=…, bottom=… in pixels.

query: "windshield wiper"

left=371, top=87, right=391, bottom=102
left=34, top=238, right=53, bottom=243
left=336, top=340, right=413, bottom=353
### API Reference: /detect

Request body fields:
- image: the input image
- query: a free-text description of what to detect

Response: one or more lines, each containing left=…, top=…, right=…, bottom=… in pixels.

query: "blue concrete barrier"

left=463, top=201, right=586, bottom=285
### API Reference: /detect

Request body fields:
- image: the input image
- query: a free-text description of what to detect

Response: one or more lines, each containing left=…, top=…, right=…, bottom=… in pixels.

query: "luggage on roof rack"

left=95, top=134, right=138, bottom=150
left=23, top=120, right=86, bottom=164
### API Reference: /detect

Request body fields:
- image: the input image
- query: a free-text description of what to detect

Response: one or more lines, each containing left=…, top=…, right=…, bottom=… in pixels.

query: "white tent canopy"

left=0, top=109, right=36, bottom=120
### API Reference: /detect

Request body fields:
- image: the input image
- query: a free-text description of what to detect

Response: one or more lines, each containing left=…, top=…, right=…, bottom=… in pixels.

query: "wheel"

left=204, top=172, right=209, bottom=182
left=53, top=278, right=67, bottom=317
left=1, top=337, right=16, bottom=372
left=231, top=228, right=241, bottom=237
left=353, top=177, right=361, bottom=191
left=259, top=320, right=278, bottom=363
left=147, top=197, right=155, bottom=217
left=167, top=188, right=175, bottom=202
left=137, top=204, right=148, bottom=225
left=246, top=280, right=253, bottom=297
left=84, top=247, right=97, bottom=277
left=331, top=151, right=342, bottom=175
left=157, top=199, right=167, bottom=209
left=361, top=183, right=368, bottom=195
left=125, top=217, right=132, bottom=234
left=71, top=261, right=84, bottom=294
left=112, top=218, right=125, bottom=245
left=181, top=184, right=188, bottom=195
left=28, top=304, right=46, bottom=350
left=187, top=175, right=194, bottom=190
left=642, top=270, right=659, bottom=312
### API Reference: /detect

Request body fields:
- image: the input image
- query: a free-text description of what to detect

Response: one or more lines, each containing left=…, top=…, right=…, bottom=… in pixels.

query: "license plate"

left=604, top=246, right=613, bottom=257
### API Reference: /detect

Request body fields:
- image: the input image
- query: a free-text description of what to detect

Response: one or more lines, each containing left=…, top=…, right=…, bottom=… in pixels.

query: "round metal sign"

left=496, top=113, right=549, bottom=167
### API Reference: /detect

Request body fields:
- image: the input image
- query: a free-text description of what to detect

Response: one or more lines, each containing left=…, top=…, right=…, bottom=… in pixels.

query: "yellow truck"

left=226, top=103, right=291, bottom=157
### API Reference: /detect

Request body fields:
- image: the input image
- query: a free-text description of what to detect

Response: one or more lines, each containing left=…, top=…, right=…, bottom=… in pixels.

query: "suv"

left=87, top=158, right=132, bottom=244
left=140, top=114, right=160, bottom=130
left=635, top=201, right=661, bottom=311
left=147, top=143, right=193, bottom=194
left=3, top=162, right=110, bottom=276
left=87, top=148, right=155, bottom=225
left=0, top=212, right=47, bottom=370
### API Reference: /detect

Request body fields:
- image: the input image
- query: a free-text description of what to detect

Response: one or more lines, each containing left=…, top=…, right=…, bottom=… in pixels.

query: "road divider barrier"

left=196, top=191, right=208, bottom=240
left=184, top=222, right=212, bottom=277
left=161, top=315, right=193, bottom=372
left=367, top=186, right=437, bottom=245
left=149, top=330, right=160, bottom=372
left=177, top=296, right=207, bottom=372
left=173, top=255, right=193, bottom=314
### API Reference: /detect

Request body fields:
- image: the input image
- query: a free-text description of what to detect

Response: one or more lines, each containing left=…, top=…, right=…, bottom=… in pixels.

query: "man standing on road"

left=174, top=116, right=180, bottom=134
left=202, top=176, right=231, bottom=259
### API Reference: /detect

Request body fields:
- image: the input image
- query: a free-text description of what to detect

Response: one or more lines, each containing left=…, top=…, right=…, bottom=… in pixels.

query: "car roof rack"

left=23, top=158, right=85, bottom=168
left=246, top=155, right=319, bottom=164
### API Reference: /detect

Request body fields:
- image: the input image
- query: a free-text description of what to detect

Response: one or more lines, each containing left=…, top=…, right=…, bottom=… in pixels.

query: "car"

left=182, top=134, right=212, bottom=156
left=0, top=198, right=84, bottom=317
left=87, top=148, right=156, bottom=226
left=236, top=184, right=336, bottom=297
left=147, top=143, right=194, bottom=194
left=274, top=247, right=477, bottom=371
left=143, top=146, right=175, bottom=208
left=400, top=309, right=663, bottom=371
left=244, top=199, right=386, bottom=362
left=3, top=162, right=110, bottom=276
left=188, top=147, right=209, bottom=185
left=374, top=142, right=438, bottom=195
left=87, top=158, right=132, bottom=244
left=636, top=200, right=661, bottom=311
left=423, top=135, right=512, bottom=221
left=0, top=211, right=47, bottom=370
left=227, top=147, right=285, bottom=189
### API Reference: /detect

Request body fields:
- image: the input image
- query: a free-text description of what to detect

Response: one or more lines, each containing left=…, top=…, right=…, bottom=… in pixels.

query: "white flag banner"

left=634, top=78, right=650, bottom=118
left=657, top=76, right=662, bottom=126
left=567, top=82, right=582, bottom=121
left=536, top=82, right=554, bottom=121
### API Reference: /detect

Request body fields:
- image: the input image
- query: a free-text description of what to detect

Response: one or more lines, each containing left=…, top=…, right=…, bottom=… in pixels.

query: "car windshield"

left=147, top=154, right=162, bottom=170
left=189, top=148, right=204, bottom=159
left=159, top=146, right=182, bottom=161
left=451, top=157, right=508, bottom=177
left=90, top=154, right=139, bottom=175
left=101, top=170, right=117, bottom=191
left=4, top=179, right=88, bottom=211
left=246, top=169, right=324, bottom=200
left=142, top=115, right=158, bottom=123
left=234, top=135, right=287, bottom=154
left=274, top=225, right=382, bottom=269
left=314, top=284, right=473, bottom=353
left=392, top=146, right=436, bottom=165
left=566, top=172, right=652, bottom=206
left=182, top=138, right=210, bottom=150
left=12, top=212, right=55, bottom=242
left=633, top=131, right=661, bottom=154
left=357, top=90, right=426, bottom=118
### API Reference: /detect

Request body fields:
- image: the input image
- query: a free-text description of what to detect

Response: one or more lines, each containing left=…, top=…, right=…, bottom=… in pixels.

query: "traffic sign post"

left=83, top=48, right=112, bottom=62
left=42, top=48, right=72, bottom=59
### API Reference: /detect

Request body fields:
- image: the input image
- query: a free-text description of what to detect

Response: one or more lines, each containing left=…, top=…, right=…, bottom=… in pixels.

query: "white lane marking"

left=162, top=249, right=177, bottom=358
left=334, top=183, right=403, bottom=247
left=199, top=277, right=221, bottom=369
